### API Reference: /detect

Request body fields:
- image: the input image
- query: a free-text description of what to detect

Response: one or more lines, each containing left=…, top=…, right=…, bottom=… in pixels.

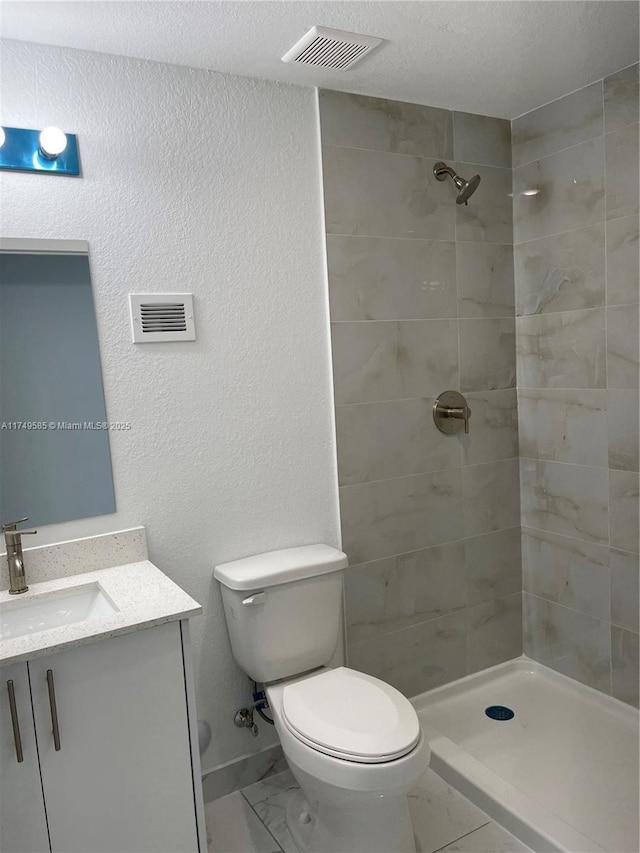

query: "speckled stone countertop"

left=0, top=561, right=202, bottom=666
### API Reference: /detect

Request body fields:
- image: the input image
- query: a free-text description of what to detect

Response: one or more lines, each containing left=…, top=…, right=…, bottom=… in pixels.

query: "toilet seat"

left=281, top=667, right=420, bottom=764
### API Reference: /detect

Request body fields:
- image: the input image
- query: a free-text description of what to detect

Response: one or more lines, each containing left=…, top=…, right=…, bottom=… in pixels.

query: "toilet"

left=214, top=544, right=430, bottom=853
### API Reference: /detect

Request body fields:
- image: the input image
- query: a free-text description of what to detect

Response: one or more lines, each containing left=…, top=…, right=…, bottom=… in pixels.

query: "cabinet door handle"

left=6, top=680, right=24, bottom=763
left=46, top=670, right=61, bottom=751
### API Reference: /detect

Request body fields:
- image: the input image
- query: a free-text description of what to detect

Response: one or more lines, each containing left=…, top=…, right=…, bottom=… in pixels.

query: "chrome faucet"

left=2, top=518, right=37, bottom=594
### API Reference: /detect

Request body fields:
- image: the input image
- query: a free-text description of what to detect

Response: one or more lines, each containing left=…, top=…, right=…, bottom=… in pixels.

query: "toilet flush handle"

left=242, top=592, right=266, bottom=606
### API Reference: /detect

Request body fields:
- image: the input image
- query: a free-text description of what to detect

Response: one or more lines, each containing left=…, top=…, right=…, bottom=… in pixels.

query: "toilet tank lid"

left=214, top=544, right=348, bottom=591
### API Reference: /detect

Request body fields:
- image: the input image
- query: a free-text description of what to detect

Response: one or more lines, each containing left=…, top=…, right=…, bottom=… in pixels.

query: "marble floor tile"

left=202, top=745, right=286, bottom=803
left=436, top=822, right=532, bottom=852
left=604, top=63, right=640, bottom=133
left=606, top=214, right=639, bottom=307
left=453, top=112, right=511, bottom=168
left=205, top=791, right=281, bottom=853
left=242, top=771, right=299, bottom=853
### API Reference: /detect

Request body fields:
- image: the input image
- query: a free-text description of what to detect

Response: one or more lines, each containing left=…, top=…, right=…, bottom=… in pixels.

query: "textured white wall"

left=0, top=39, right=340, bottom=770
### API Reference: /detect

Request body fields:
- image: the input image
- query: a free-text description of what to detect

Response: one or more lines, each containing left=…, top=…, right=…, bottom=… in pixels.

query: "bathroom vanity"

left=0, top=560, right=206, bottom=853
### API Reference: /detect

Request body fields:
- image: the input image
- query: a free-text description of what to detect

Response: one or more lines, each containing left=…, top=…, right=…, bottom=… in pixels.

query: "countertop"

left=0, top=560, right=202, bottom=666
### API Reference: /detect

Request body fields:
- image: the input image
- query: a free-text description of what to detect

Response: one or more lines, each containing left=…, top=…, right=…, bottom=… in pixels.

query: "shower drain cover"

left=485, top=705, right=514, bottom=721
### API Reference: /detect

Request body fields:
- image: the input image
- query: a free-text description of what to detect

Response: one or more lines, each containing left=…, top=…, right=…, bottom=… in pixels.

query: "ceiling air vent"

left=129, top=294, right=196, bottom=343
left=282, top=26, right=383, bottom=71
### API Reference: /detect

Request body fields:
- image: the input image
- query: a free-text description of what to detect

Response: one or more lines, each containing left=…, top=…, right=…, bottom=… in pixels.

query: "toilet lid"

left=281, top=667, right=420, bottom=763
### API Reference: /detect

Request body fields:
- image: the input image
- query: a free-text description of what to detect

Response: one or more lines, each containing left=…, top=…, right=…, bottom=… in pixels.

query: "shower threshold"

left=413, top=657, right=639, bottom=853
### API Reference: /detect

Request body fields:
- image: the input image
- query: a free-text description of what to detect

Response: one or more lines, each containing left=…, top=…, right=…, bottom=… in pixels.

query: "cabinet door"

left=29, top=622, right=199, bottom=853
left=0, top=662, right=51, bottom=853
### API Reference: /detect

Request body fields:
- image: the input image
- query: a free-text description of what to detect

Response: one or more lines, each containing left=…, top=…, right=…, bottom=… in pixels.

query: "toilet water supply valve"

left=234, top=689, right=271, bottom=737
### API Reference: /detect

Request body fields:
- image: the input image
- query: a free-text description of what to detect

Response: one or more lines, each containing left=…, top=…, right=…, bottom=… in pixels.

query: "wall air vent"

left=282, top=26, right=383, bottom=71
left=129, top=293, right=196, bottom=343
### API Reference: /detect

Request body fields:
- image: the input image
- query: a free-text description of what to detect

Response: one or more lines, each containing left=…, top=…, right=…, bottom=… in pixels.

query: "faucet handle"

left=2, top=518, right=30, bottom=533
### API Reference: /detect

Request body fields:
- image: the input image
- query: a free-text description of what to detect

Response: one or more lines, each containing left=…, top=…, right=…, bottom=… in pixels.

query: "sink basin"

left=0, top=583, right=118, bottom=640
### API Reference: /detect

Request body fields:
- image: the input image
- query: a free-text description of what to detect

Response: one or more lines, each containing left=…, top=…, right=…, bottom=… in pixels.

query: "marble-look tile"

left=611, top=626, right=640, bottom=707
left=322, top=145, right=455, bottom=240
left=606, top=214, right=640, bottom=306
left=512, top=82, right=603, bottom=168
left=438, top=822, right=532, bottom=852
left=455, top=163, right=512, bottom=244
left=515, top=308, right=606, bottom=389
left=453, top=112, right=511, bottom=168
left=205, top=791, right=281, bottom=853
left=513, top=137, right=605, bottom=243
left=461, top=389, right=518, bottom=465
left=349, top=610, right=468, bottom=696
left=335, top=398, right=460, bottom=486
left=606, top=123, right=640, bottom=221
left=319, top=90, right=453, bottom=158
left=608, top=389, right=639, bottom=472
left=340, top=469, right=463, bottom=564
left=519, top=459, right=609, bottom=545
left=514, top=224, right=605, bottom=316
left=465, top=527, right=522, bottom=606
left=456, top=243, right=515, bottom=318
left=331, top=320, right=459, bottom=405
left=459, top=318, right=516, bottom=391
left=517, top=389, right=608, bottom=467
left=241, top=769, right=297, bottom=807
left=462, top=458, right=520, bottom=537
left=408, top=768, right=489, bottom=853
left=327, top=235, right=457, bottom=321
left=604, top=63, right=640, bottom=132
left=467, top=593, right=523, bottom=673
left=202, top=745, right=286, bottom=803
left=345, top=541, right=467, bottom=644
left=242, top=771, right=298, bottom=853
left=609, top=470, right=639, bottom=553
left=521, top=527, right=610, bottom=620
left=610, top=548, right=640, bottom=633
left=606, top=305, right=639, bottom=389
left=523, top=594, right=611, bottom=693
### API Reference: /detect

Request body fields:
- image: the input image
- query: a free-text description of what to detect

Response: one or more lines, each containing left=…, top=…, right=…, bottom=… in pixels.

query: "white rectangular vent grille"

left=282, top=26, right=383, bottom=71
left=129, top=294, right=196, bottom=343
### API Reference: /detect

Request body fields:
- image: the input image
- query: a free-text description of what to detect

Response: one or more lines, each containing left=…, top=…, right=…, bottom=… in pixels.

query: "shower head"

left=433, top=162, right=481, bottom=205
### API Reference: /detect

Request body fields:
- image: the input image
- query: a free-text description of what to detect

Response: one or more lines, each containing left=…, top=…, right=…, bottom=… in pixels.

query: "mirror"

left=0, top=242, right=116, bottom=528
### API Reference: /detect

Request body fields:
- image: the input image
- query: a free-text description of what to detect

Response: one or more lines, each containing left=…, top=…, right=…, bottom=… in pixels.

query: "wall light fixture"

left=0, top=126, right=80, bottom=176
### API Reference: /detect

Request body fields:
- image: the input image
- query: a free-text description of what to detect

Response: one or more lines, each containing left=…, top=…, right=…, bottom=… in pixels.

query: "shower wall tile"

left=609, top=470, right=639, bottom=554
left=611, top=626, right=639, bottom=707
left=515, top=308, right=606, bottom=389
left=461, top=389, right=519, bottom=465
left=512, top=137, right=605, bottom=243
left=523, top=594, right=611, bottom=693
left=607, top=389, right=640, bottom=472
left=465, top=527, right=522, bottom=605
left=453, top=112, right=511, bottom=168
left=339, top=469, right=463, bottom=564
left=335, top=397, right=460, bottom=486
left=462, top=458, right=520, bottom=537
left=454, top=163, right=512, bottom=243
left=610, top=548, right=640, bottom=633
left=467, top=593, right=523, bottom=673
left=519, top=458, right=609, bottom=545
left=514, top=224, right=605, bottom=316
left=459, top=318, right=516, bottom=391
left=344, top=541, right=467, bottom=644
left=604, top=63, right=639, bottom=132
left=606, top=214, right=639, bottom=306
left=456, top=242, right=515, bottom=318
left=606, top=305, right=639, bottom=389
left=326, top=235, right=457, bottom=321
left=511, top=81, right=603, bottom=168
left=605, top=122, right=640, bottom=221
left=517, top=389, right=608, bottom=467
left=319, top=90, right=453, bottom=158
left=322, top=145, right=455, bottom=240
left=331, top=319, right=459, bottom=404
left=522, top=527, right=610, bottom=621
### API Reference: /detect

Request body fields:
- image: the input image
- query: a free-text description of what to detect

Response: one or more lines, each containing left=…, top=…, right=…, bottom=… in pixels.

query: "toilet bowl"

left=214, top=544, right=430, bottom=853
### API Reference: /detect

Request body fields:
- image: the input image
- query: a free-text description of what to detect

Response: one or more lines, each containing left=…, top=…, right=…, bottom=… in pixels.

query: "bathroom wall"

left=512, top=64, right=639, bottom=706
left=319, top=91, right=522, bottom=697
left=0, top=39, right=340, bottom=772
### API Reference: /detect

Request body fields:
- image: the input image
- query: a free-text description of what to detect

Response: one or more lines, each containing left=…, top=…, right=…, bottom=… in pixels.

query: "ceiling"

left=1, top=1, right=638, bottom=118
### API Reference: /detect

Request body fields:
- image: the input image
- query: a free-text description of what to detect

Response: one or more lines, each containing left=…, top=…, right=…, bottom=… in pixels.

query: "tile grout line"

left=239, top=789, right=285, bottom=853
left=430, top=821, right=493, bottom=853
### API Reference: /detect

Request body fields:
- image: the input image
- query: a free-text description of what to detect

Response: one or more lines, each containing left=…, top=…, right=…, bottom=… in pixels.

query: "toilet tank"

left=214, top=545, right=348, bottom=683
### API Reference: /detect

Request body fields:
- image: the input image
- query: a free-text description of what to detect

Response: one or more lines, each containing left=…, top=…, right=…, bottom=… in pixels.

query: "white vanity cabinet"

left=1, top=621, right=204, bottom=853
